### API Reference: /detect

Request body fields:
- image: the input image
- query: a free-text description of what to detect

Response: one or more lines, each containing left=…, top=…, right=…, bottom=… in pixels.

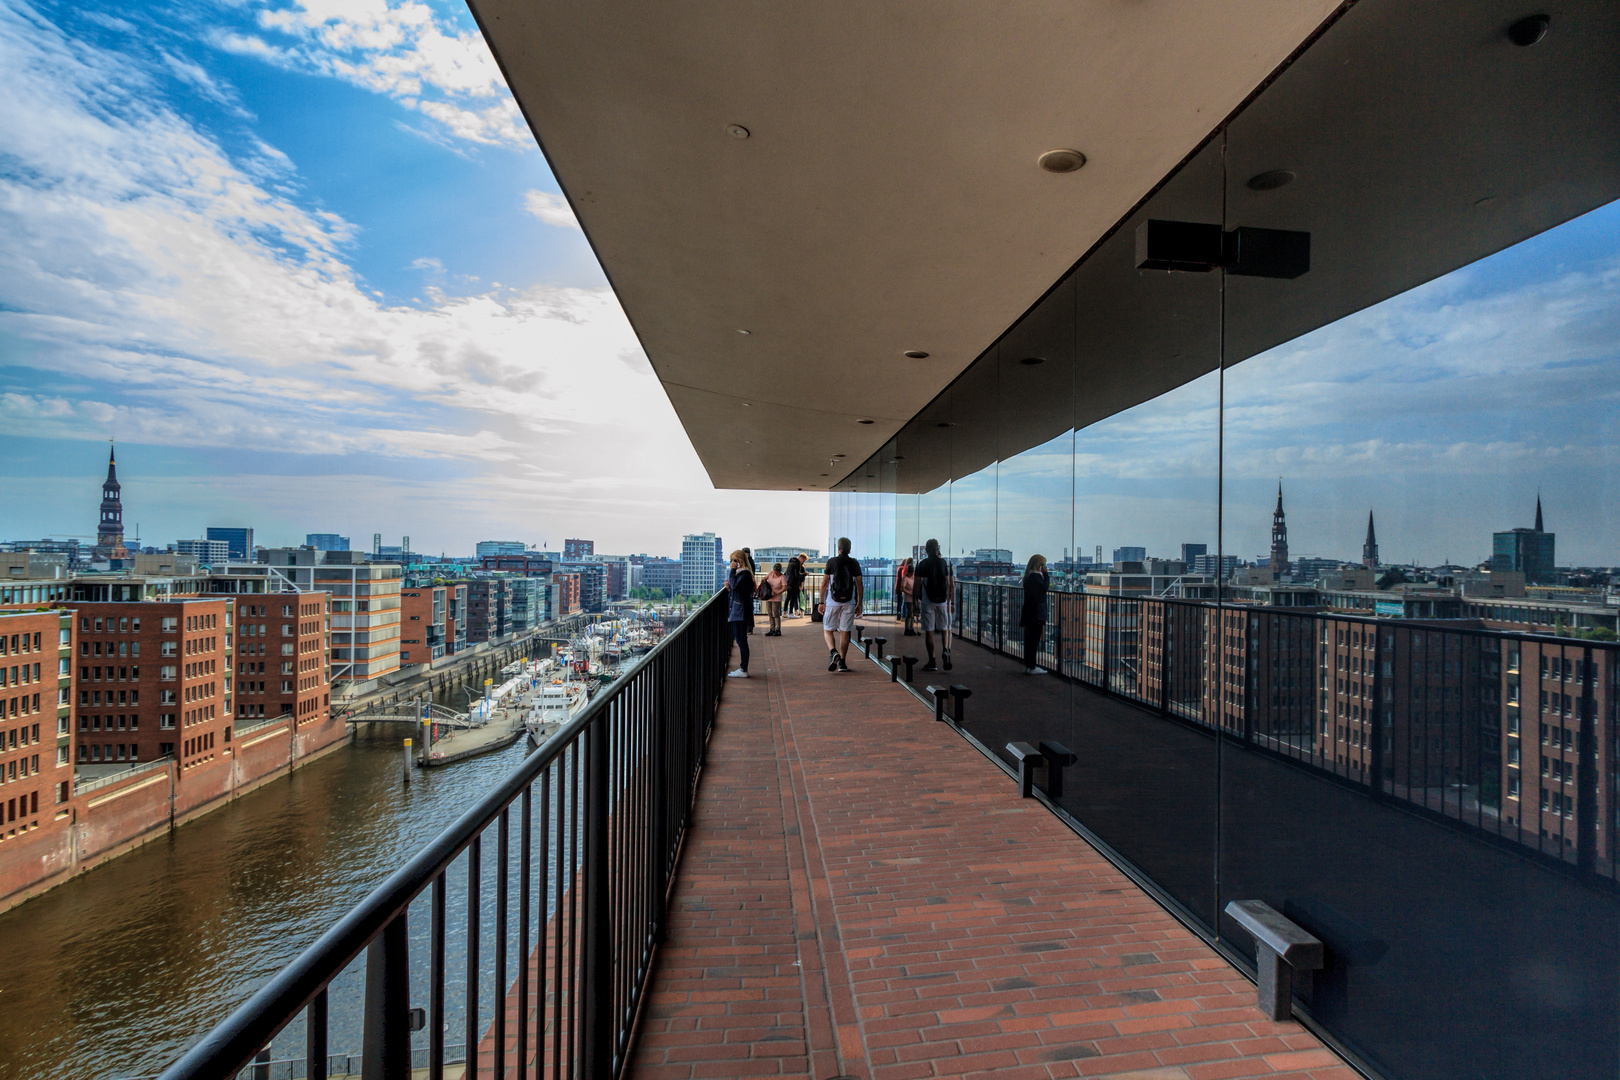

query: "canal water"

left=2, top=677, right=554, bottom=1080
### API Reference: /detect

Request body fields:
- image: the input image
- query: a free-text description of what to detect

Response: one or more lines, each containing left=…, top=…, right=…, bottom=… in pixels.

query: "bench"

left=1004, top=741, right=1044, bottom=798
left=1037, top=741, right=1077, bottom=798
left=1223, top=900, right=1324, bottom=1020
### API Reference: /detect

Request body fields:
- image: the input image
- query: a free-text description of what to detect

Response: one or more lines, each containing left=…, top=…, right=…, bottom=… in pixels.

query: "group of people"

left=725, top=540, right=1052, bottom=679
left=723, top=547, right=811, bottom=679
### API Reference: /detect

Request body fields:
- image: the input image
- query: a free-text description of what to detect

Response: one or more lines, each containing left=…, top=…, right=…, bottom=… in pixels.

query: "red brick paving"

left=627, top=620, right=1359, bottom=1080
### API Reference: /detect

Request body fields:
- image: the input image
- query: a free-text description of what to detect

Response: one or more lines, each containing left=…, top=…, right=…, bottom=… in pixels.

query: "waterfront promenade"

left=623, top=619, right=1355, bottom=1080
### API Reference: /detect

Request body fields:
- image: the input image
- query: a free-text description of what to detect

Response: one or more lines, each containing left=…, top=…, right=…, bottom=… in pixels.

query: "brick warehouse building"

left=0, top=609, right=73, bottom=842
left=71, top=598, right=232, bottom=770
left=233, top=595, right=333, bottom=734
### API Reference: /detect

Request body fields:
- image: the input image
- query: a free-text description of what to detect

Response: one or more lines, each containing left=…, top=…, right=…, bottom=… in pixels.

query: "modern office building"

left=175, top=539, right=230, bottom=565
left=305, top=533, right=350, bottom=552
left=1492, top=498, right=1558, bottom=584
left=474, top=2, right=1620, bottom=1075
left=679, top=533, right=722, bottom=597
left=474, top=540, right=526, bottom=558
left=205, top=527, right=253, bottom=561
left=562, top=539, right=594, bottom=559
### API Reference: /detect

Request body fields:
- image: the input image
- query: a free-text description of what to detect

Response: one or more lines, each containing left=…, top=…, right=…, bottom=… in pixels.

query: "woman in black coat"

left=1019, top=554, right=1049, bottom=675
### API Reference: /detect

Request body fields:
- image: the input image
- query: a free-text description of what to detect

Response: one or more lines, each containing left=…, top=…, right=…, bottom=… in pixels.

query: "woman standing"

left=762, top=562, right=788, bottom=635
left=1019, top=554, right=1049, bottom=675
left=898, top=557, right=917, bottom=635
left=727, top=550, right=756, bottom=678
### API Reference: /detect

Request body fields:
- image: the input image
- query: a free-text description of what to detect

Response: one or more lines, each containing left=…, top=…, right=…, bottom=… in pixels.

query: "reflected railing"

left=951, top=580, right=1618, bottom=886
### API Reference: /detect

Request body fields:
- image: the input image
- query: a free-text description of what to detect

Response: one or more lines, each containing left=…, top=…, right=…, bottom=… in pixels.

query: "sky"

left=0, top=0, right=828, bottom=558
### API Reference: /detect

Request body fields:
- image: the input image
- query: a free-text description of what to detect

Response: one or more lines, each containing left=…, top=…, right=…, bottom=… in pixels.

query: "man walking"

left=818, top=537, right=863, bottom=672
left=916, top=538, right=953, bottom=671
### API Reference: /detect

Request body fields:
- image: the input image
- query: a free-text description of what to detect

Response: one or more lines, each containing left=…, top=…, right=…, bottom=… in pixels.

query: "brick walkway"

left=627, top=619, right=1358, bottom=1080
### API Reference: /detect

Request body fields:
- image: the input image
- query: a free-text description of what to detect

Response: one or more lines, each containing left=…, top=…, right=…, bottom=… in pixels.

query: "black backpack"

left=756, top=577, right=774, bottom=600
left=830, top=557, right=856, bottom=603
left=919, top=557, right=949, bottom=603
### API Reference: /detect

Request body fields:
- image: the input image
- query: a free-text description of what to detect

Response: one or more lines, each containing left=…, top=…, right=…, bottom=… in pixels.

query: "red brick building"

left=72, top=599, right=231, bottom=770
left=0, top=609, right=73, bottom=842
left=554, top=573, right=581, bottom=617
left=234, top=595, right=332, bottom=733
left=400, top=586, right=447, bottom=664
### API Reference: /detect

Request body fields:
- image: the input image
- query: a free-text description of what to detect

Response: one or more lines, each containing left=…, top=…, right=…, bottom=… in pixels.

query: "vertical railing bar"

left=495, top=807, right=509, bottom=1080
left=429, top=873, right=445, bottom=1080
left=566, top=740, right=580, bottom=1077
left=306, top=987, right=327, bottom=1080
left=466, top=833, right=481, bottom=1080
left=518, top=788, right=531, bottom=1080
left=552, top=751, right=567, bottom=1080
left=536, top=765, right=550, bottom=1080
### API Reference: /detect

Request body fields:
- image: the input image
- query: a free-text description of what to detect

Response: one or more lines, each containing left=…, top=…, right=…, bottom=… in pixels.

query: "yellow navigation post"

left=403, top=737, right=413, bottom=783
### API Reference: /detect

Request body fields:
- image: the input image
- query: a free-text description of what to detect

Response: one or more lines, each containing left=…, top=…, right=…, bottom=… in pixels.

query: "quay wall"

left=0, top=713, right=350, bottom=915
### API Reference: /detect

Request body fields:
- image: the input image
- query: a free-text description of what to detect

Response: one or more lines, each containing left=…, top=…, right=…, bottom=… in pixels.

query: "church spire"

left=1362, top=510, right=1379, bottom=569
left=1269, top=479, right=1289, bottom=576
left=1535, top=493, right=1544, bottom=532
left=106, top=438, right=118, bottom=482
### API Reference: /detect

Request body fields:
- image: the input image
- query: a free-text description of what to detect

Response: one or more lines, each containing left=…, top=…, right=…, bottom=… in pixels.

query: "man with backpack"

left=817, top=537, right=862, bottom=672
left=916, top=538, right=954, bottom=671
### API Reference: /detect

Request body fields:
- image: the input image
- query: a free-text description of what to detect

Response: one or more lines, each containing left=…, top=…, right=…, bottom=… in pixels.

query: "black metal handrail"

left=158, top=591, right=732, bottom=1080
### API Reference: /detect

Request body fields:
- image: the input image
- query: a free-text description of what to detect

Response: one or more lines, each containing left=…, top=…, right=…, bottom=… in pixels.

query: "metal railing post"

left=581, top=714, right=614, bottom=1076
left=360, top=911, right=409, bottom=1080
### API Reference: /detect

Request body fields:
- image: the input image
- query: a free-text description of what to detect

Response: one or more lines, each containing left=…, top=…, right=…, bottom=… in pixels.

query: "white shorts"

left=919, top=599, right=951, bottom=632
left=823, top=599, right=856, bottom=632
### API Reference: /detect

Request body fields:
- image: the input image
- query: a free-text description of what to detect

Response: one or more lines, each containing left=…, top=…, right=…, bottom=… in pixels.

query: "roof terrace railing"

left=157, top=590, right=731, bottom=1080
left=949, top=578, right=1618, bottom=887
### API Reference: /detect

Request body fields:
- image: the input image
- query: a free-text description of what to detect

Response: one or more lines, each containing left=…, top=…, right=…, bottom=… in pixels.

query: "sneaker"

left=727, top=668, right=750, bottom=679
left=828, top=653, right=839, bottom=672
left=922, top=659, right=938, bottom=672
left=943, top=652, right=953, bottom=671
left=1027, top=666, right=1048, bottom=676
left=836, top=656, right=850, bottom=672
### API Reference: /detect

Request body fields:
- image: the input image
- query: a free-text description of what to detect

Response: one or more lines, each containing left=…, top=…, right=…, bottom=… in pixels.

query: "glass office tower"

left=832, top=3, right=1619, bottom=1077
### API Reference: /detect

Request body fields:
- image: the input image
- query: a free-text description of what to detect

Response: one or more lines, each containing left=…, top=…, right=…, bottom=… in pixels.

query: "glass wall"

left=829, top=3, right=1620, bottom=1076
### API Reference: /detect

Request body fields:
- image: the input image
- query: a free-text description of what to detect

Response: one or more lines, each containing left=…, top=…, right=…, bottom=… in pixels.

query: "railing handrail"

left=74, top=754, right=174, bottom=796
left=157, top=591, right=729, bottom=1080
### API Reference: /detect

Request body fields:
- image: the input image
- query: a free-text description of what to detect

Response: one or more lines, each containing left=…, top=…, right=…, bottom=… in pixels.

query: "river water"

left=2, top=701, right=548, bottom=1080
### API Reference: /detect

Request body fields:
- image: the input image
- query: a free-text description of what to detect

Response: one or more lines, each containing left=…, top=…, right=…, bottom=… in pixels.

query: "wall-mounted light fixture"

left=1135, top=219, right=1310, bottom=279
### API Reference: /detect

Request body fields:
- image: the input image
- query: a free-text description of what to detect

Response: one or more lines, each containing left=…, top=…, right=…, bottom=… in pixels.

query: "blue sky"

left=0, top=0, right=827, bottom=556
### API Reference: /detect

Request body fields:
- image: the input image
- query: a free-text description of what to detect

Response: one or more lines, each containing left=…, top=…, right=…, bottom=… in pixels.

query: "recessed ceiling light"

left=888, top=457, right=904, bottom=463
left=937, top=421, right=954, bottom=428
left=1038, top=149, right=1086, bottom=174
left=857, top=419, right=875, bottom=425
left=727, top=124, right=750, bottom=139
left=903, top=350, right=929, bottom=359
left=1507, top=14, right=1549, bottom=46
left=819, top=473, right=828, bottom=477
left=736, top=328, right=750, bottom=335
left=1474, top=195, right=1499, bottom=208
left=1020, top=356, right=1044, bottom=366
left=1247, top=169, right=1296, bottom=192
left=831, top=453, right=845, bottom=458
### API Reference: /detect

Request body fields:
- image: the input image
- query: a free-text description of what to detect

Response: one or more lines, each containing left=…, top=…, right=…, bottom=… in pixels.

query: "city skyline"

left=0, top=0, right=826, bottom=555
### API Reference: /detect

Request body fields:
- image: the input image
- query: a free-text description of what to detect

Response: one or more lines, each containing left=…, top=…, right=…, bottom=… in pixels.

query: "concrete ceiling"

left=468, top=0, right=1344, bottom=490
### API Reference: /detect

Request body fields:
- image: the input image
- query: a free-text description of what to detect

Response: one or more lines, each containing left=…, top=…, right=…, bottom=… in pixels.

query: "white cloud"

left=523, top=190, right=580, bottom=231
left=213, top=1, right=531, bottom=146
left=0, top=3, right=825, bottom=554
